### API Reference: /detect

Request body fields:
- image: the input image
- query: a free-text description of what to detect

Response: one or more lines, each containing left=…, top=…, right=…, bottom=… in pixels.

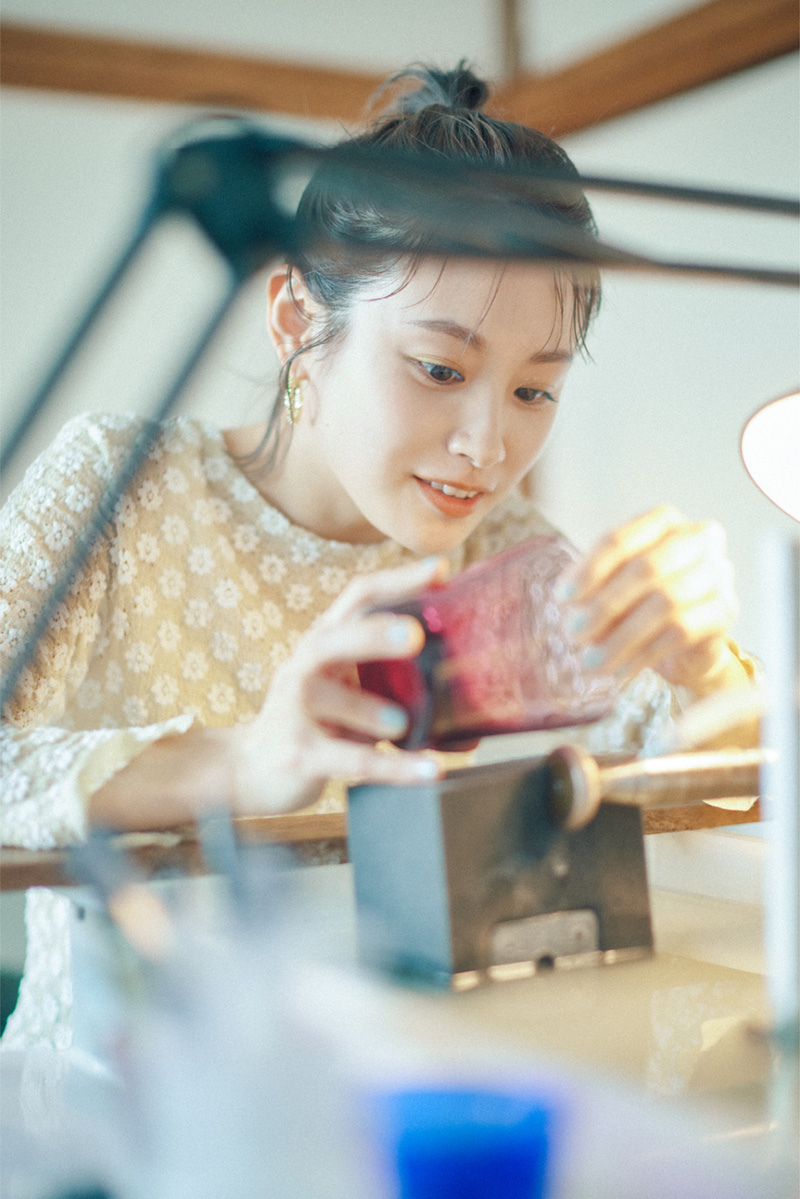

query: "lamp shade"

left=741, top=390, right=800, bottom=522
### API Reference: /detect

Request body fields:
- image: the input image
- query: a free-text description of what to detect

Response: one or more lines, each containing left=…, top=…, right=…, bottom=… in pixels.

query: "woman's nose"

left=446, top=397, right=506, bottom=469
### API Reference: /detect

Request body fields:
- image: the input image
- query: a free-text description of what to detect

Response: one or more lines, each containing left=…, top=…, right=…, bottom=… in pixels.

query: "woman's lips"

left=414, top=476, right=485, bottom=517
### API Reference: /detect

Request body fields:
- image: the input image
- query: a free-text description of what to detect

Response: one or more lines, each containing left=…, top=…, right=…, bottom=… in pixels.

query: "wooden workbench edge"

left=0, top=803, right=760, bottom=890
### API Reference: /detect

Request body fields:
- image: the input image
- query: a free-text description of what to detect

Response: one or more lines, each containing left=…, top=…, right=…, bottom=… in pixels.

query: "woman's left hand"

left=556, top=505, right=746, bottom=697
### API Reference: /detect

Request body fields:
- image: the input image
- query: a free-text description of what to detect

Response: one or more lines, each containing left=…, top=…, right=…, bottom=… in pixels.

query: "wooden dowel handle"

left=548, top=745, right=766, bottom=830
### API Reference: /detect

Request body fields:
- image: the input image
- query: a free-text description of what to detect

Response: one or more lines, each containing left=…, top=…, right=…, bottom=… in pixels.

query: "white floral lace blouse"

left=1, top=412, right=678, bottom=1050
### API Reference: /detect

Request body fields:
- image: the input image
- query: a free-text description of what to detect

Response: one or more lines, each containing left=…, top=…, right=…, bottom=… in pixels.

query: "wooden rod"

left=0, top=801, right=761, bottom=891
left=500, top=0, right=524, bottom=82
left=548, top=744, right=764, bottom=831
left=0, top=812, right=348, bottom=891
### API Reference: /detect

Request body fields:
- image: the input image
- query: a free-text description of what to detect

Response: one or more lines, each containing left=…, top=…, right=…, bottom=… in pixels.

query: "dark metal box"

left=348, top=756, right=653, bottom=988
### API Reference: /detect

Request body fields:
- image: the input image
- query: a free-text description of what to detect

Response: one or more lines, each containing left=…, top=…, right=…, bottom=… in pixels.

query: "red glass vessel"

left=358, top=534, right=619, bottom=749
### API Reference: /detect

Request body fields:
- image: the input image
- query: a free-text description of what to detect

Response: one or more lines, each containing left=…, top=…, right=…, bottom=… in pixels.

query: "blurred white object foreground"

left=1, top=855, right=796, bottom=1199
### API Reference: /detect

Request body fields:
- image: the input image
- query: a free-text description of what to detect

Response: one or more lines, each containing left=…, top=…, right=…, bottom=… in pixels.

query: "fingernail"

left=564, top=608, right=588, bottom=636
left=379, top=705, right=408, bottom=736
left=581, top=645, right=607, bottom=671
left=553, top=576, right=576, bottom=602
left=413, top=758, right=440, bottom=780
left=424, top=555, right=449, bottom=583
left=388, top=618, right=416, bottom=647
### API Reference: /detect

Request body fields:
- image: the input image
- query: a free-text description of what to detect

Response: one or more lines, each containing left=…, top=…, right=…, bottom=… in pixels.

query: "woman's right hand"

left=229, top=555, right=447, bottom=815
left=88, top=556, right=446, bottom=831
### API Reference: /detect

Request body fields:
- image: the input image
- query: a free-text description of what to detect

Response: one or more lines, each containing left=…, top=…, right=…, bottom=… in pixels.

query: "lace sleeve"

left=0, top=414, right=193, bottom=849
left=0, top=716, right=193, bottom=849
left=0, top=415, right=120, bottom=726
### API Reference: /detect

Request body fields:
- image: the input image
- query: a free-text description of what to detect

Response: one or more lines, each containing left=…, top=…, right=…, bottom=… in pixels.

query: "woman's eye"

left=515, top=387, right=556, bottom=406
left=418, top=360, right=463, bottom=384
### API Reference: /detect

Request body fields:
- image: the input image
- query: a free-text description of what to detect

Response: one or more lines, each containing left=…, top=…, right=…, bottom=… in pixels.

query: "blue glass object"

left=379, top=1088, right=553, bottom=1199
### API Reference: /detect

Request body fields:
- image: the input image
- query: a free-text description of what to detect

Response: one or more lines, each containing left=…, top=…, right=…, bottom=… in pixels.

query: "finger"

left=305, top=672, right=410, bottom=742
left=584, top=588, right=736, bottom=677
left=311, top=737, right=441, bottom=787
left=296, top=611, right=426, bottom=674
left=320, top=555, right=449, bottom=624
left=571, top=533, right=729, bottom=647
left=555, top=505, right=685, bottom=602
left=625, top=632, right=729, bottom=686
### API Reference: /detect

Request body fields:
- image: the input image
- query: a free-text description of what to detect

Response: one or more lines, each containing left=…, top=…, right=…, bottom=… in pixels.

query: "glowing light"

left=741, top=390, right=800, bottom=522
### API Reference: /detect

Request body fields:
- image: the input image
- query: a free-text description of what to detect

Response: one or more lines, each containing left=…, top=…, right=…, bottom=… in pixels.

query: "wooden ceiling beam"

left=0, top=23, right=384, bottom=123
left=496, top=0, right=800, bottom=137
left=1, top=0, right=798, bottom=136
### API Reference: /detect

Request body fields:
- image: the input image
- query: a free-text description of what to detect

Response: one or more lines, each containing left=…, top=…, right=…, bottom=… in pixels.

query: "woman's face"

left=283, top=258, right=575, bottom=555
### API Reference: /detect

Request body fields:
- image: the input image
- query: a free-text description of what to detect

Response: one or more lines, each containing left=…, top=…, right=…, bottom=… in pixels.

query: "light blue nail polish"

left=581, top=645, right=606, bottom=671
left=553, top=577, right=576, bottom=602
left=380, top=705, right=408, bottom=735
left=564, top=608, right=588, bottom=636
left=388, top=620, right=412, bottom=646
left=414, top=759, right=439, bottom=780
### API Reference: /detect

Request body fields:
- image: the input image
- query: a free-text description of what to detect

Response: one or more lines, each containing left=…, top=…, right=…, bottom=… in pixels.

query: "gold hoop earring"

left=283, top=377, right=304, bottom=426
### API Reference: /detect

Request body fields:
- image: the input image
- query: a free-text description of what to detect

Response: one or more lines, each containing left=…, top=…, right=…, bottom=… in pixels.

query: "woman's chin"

left=395, top=526, right=476, bottom=559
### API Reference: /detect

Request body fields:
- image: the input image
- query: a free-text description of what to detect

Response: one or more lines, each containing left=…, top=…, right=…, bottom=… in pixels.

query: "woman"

left=1, top=64, right=753, bottom=1048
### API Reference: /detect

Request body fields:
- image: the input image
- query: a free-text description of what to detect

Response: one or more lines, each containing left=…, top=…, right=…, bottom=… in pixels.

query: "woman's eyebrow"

left=407, top=318, right=482, bottom=346
left=532, top=349, right=574, bottom=364
left=407, top=319, right=573, bottom=364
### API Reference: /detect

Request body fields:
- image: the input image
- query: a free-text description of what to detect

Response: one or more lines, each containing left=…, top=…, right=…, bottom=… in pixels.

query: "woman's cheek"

left=515, top=407, right=558, bottom=470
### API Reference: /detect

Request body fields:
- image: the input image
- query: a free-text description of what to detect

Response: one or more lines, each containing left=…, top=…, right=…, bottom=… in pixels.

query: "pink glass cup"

left=358, top=534, right=619, bottom=749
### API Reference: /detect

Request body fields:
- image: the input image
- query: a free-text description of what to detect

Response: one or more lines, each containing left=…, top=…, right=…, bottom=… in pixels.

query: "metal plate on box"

left=491, top=908, right=599, bottom=968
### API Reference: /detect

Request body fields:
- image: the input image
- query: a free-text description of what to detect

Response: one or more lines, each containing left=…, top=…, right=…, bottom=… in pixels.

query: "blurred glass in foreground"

left=372, top=1087, right=553, bottom=1199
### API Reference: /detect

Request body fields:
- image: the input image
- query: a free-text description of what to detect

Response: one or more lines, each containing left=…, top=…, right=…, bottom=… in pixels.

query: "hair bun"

left=375, top=61, right=490, bottom=119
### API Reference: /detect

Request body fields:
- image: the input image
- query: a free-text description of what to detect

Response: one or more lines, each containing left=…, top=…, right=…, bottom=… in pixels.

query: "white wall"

left=0, top=92, right=335, bottom=499
left=547, top=55, right=799, bottom=655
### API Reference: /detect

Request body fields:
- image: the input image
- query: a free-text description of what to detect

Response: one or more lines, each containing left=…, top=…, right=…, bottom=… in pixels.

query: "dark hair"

left=260, top=62, right=600, bottom=470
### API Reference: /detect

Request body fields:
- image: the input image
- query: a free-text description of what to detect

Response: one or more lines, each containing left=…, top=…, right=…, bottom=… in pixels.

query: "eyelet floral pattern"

left=1, top=411, right=679, bottom=1050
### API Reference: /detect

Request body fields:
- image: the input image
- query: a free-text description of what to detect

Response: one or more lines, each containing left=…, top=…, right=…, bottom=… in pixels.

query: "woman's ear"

left=265, top=265, right=314, bottom=367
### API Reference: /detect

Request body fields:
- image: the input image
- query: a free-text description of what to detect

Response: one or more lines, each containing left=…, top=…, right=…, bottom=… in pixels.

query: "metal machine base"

left=348, top=755, right=653, bottom=988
